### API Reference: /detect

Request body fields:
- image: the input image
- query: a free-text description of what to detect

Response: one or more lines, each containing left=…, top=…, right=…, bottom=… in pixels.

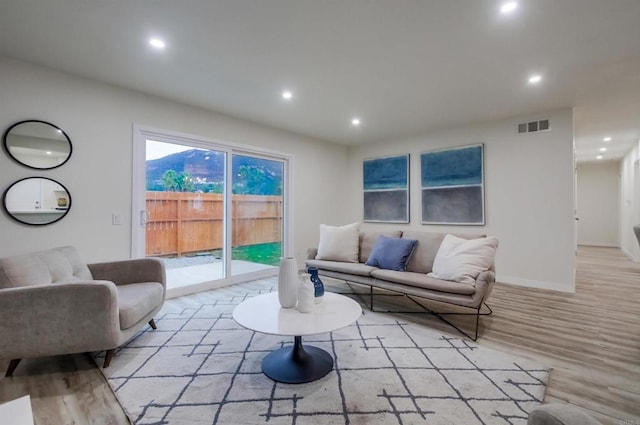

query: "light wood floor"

left=0, top=246, right=638, bottom=424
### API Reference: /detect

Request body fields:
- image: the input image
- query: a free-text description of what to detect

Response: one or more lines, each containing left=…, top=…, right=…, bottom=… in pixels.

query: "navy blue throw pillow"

left=365, top=235, right=418, bottom=271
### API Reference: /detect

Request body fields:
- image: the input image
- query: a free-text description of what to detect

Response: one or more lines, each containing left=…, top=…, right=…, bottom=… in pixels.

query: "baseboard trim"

left=578, top=242, right=620, bottom=248
left=496, top=275, right=575, bottom=293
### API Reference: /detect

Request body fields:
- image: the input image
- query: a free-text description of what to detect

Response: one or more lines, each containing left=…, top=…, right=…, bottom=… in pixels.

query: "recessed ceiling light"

left=351, top=118, right=361, bottom=126
left=500, top=2, right=518, bottom=14
left=599, top=147, right=607, bottom=152
left=596, top=155, right=603, bottom=160
left=45, top=151, right=52, bottom=155
left=528, top=74, right=542, bottom=84
left=603, top=137, right=612, bottom=142
left=281, top=91, right=293, bottom=100
left=149, top=38, right=166, bottom=50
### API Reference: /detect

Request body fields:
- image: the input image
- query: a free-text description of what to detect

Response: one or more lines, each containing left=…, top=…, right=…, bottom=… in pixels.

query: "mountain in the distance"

left=146, top=149, right=283, bottom=194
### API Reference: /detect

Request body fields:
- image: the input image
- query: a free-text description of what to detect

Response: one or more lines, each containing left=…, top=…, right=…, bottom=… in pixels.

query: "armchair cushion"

left=527, top=404, right=603, bottom=425
left=117, top=282, right=164, bottom=330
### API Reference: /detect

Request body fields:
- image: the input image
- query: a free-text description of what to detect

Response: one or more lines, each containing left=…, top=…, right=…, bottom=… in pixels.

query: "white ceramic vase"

left=277, top=257, right=298, bottom=308
left=296, top=273, right=315, bottom=313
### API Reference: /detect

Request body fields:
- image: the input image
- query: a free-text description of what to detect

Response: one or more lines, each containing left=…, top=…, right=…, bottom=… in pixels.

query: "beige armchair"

left=0, top=246, right=166, bottom=377
left=528, top=404, right=603, bottom=425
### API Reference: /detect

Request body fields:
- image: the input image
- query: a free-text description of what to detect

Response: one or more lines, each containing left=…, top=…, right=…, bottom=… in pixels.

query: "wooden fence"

left=145, top=192, right=282, bottom=256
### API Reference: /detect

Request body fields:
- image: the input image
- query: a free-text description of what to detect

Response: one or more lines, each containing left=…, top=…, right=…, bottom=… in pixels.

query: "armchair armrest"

left=88, top=258, right=166, bottom=287
left=0, top=281, right=120, bottom=359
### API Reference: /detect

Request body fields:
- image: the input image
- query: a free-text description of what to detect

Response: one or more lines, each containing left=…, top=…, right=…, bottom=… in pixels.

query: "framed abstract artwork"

left=421, top=144, right=484, bottom=225
left=363, top=154, right=409, bottom=223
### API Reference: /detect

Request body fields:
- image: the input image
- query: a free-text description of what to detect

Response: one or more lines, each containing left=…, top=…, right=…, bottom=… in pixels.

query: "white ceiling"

left=1, top=0, right=639, bottom=162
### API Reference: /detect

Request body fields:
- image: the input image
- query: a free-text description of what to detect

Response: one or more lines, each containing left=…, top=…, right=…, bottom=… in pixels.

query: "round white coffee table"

left=232, top=292, right=362, bottom=384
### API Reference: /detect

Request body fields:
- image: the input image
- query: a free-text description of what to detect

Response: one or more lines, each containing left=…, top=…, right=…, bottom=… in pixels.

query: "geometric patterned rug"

left=97, top=281, right=549, bottom=425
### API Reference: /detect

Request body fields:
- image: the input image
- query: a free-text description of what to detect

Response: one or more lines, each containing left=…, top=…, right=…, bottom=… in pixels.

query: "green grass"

left=231, top=242, right=282, bottom=266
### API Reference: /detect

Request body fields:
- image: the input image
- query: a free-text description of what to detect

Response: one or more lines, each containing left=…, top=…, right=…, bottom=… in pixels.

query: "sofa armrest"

left=0, top=281, right=120, bottom=359
left=88, top=258, right=166, bottom=287
left=474, top=269, right=495, bottom=302
left=306, top=248, right=318, bottom=260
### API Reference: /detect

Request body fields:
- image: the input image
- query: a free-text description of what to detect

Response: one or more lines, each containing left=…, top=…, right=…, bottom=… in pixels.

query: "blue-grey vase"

left=306, top=266, right=324, bottom=303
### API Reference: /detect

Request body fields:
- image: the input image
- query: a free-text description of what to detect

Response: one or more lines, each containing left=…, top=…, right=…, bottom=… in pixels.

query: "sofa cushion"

left=0, top=246, right=93, bottom=288
left=402, top=231, right=448, bottom=274
left=116, top=281, right=164, bottom=330
left=402, top=231, right=484, bottom=274
left=429, top=234, right=499, bottom=284
left=365, top=235, right=417, bottom=272
left=371, top=269, right=476, bottom=295
left=316, top=222, right=360, bottom=263
left=306, top=259, right=378, bottom=277
left=359, top=230, right=403, bottom=263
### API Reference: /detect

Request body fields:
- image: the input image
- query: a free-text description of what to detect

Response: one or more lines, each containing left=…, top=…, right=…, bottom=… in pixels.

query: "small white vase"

left=277, top=257, right=298, bottom=308
left=296, top=273, right=314, bottom=313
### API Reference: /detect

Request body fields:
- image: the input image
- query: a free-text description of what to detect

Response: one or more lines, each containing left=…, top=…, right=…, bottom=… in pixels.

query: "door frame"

left=132, top=124, right=294, bottom=297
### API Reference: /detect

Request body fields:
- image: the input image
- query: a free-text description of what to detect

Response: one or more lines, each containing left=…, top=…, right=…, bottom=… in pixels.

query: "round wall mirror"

left=3, top=120, right=72, bottom=170
left=2, top=177, right=72, bottom=225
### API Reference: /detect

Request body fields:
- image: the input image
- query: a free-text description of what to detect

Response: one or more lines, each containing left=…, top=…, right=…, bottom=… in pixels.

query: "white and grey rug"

left=98, top=282, right=549, bottom=425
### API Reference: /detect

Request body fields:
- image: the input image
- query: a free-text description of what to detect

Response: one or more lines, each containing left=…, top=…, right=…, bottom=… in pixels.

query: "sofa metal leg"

left=368, top=292, right=493, bottom=342
left=410, top=298, right=493, bottom=342
left=326, top=277, right=492, bottom=341
left=429, top=308, right=483, bottom=341
left=5, top=359, right=21, bottom=377
left=370, top=286, right=374, bottom=312
left=149, top=318, right=157, bottom=330
left=103, top=350, right=115, bottom=368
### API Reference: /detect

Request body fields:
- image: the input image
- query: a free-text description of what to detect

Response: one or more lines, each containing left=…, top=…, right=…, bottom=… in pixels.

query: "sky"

left=146, top=139, right=193, bottom=161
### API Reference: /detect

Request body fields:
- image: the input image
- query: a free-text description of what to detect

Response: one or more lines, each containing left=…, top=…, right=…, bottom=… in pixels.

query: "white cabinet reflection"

left=3, top=177, right=71, bottom=225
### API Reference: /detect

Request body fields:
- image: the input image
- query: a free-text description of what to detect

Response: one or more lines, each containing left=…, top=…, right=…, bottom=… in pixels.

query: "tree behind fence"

left=146, top=192, right=282, bottom=256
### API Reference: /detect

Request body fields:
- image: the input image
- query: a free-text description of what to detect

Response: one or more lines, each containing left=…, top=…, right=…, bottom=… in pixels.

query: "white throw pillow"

left=316, top=223, right=360, bottom=263
left=428, top=234, right=499, bottom=284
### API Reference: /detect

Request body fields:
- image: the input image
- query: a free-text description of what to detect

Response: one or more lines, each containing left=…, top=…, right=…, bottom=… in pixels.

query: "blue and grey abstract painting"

left=363, top=154, right=409, bottom=222
left=421, top=145, right=484, bottom=225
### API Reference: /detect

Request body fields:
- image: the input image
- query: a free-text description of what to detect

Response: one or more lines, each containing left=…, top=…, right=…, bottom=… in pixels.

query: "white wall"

left=0, top=57, right=580, bottom=291
left=620, top=139, right=640, bottom=261
left=576, top=161, right=620, bottom=247
left=345, top=109, right=576, bottom=292
left=0, top=57, right=348, bottom=264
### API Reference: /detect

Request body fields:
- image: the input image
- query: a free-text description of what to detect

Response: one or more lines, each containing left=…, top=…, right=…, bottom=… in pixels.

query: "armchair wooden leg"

left=148, top=319, right=157, bottom=330
left=103, top=350, right=115, bottom=368
left=5, top=359, right=21, bottom=377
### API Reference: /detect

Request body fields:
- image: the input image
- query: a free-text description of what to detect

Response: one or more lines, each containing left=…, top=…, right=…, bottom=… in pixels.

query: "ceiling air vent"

left=517, top=119, right=550, bottom=134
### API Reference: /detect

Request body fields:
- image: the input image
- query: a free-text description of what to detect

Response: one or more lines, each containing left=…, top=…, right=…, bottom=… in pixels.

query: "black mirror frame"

left=2, top=177, right=72, bottom=226
left=2, top=120, right=73, bottom=170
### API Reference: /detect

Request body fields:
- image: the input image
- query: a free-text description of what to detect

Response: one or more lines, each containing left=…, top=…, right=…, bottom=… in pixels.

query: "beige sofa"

left=0, top=246, right=166, bottom=376
left=305, top=229, right=495, bottom=340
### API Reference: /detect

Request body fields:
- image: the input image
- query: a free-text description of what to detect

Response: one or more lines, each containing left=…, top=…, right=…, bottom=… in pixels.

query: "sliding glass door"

left=144, top=140, right=227, bottom=290
left=132, top=127, right=289, bottom=296
left=230, top=154, right=284, bottom=276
